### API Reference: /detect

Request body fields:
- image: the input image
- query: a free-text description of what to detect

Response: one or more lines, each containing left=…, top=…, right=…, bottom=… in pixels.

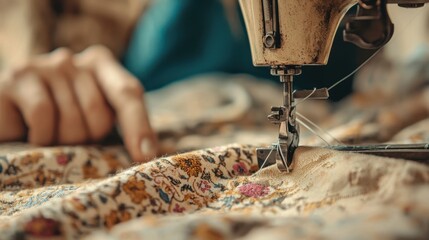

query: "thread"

left=297, top=112, right=343, bottom=145
left=295, top=88, right=317, bottom=106
left=297, top=118, right=331, bottom=146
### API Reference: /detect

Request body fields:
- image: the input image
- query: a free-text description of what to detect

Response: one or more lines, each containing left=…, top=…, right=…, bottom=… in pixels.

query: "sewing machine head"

left=239, top=0, right=429, bottom=172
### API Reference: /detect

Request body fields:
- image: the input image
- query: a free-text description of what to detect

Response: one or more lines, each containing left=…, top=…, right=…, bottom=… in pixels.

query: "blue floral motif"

left=221, top=196, right=236, bottom=208
left=159, top=189, right=170, bottom=203
left=0, top=156, right=7, bottom=174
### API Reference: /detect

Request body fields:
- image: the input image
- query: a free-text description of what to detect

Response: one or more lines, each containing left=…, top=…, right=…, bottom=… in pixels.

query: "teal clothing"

left=123, top=0, right=367, bottom=100
left=123, top=0, right=270, bottom=91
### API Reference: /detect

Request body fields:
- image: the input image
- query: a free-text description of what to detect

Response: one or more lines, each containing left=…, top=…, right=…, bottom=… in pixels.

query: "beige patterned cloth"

left=88, top=147, right=429, bottom=240
left=0, top=74, right=428, bottom=239
left=0, top=144, right=428, bottom=239
left=1, top=1, right=429, bottom=239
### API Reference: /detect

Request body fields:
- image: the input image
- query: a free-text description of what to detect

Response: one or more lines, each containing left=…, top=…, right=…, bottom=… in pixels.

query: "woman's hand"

left=0, top=46, right=158, bottom=162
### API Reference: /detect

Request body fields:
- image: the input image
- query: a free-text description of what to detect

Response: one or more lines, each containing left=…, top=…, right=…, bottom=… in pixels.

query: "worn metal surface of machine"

left=239, top=0, right=429, bottom=172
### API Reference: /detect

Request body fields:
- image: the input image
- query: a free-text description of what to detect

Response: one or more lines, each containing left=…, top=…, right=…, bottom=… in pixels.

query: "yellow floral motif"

left=105, top=210, right=132, bottom=229
left=103, top=152, right=123, bottom=172
left=173, top=154, right=203, bottom=177
left=70, top=198, right=87, bottom=212
left=123, top=176, right=148, bottom=204
left=34, top=170, right=47, bottom=185
left=21, top=152, right=43, bottom=166
left=83, top=161, right=100, bottom=179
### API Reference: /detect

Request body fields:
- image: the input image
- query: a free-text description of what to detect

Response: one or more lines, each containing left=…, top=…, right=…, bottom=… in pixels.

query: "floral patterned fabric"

left=0, top=144, right=258, bottom=238
left=0, top=144, right=428, bottom=240
left=0, top=75, right=428, bottom=239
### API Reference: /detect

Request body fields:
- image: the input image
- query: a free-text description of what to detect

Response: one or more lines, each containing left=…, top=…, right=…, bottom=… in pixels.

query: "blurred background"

left=1, top=1, right=429, bottom=99
left=1, top=0, right=429, bottom=151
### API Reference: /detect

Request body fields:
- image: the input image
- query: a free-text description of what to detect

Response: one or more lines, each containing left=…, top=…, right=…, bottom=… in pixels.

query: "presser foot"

left=256, top=143, right=296, bottom=173
left=261, top=66, right=302, bottom=172
left=262, top=66, right=327, bottom=172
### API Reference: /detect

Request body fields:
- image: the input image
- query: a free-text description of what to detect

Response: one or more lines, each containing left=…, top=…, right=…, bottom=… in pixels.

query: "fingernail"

left=140, top=138, right=155, bottom=158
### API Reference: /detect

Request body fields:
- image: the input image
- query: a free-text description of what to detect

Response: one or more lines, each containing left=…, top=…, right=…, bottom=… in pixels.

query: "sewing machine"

left=239, top=0, right=429, bottom=172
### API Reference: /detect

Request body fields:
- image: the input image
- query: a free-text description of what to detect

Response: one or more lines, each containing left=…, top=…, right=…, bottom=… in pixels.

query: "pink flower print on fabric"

left=199, top=180, right=211, bottom=193
left=56, top=154, right=70, bottom=166
left=238, top=183, right=270, bottom=198
left=173, top=204, right=186, bottom=213
left=233, top=162, right=249, bottom=176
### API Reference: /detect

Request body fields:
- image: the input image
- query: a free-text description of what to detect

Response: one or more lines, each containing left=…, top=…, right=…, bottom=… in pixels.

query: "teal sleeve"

left=122, top=0, right=270, bottom=91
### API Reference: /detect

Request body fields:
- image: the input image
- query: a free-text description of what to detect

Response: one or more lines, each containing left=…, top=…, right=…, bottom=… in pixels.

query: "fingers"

left=116, top=99, right=158, bottom=162
left=8, top=72, right=56, bottom=145
left=76, top=46, right=158, bottom=162
left=45, top=72, right=88, bottom=144
left=0, top=46, right=157, bottom=163
left=33, top=49, right=115, bottom=144
left=31, top=49, right=89, bottom=144
left=0, top=47, right=118, bottom=147
left=49, top=49, right=114, bottom=143
left=0, top=95, right=26, bottom=142
left=72, top=70, right=114, bottom=142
